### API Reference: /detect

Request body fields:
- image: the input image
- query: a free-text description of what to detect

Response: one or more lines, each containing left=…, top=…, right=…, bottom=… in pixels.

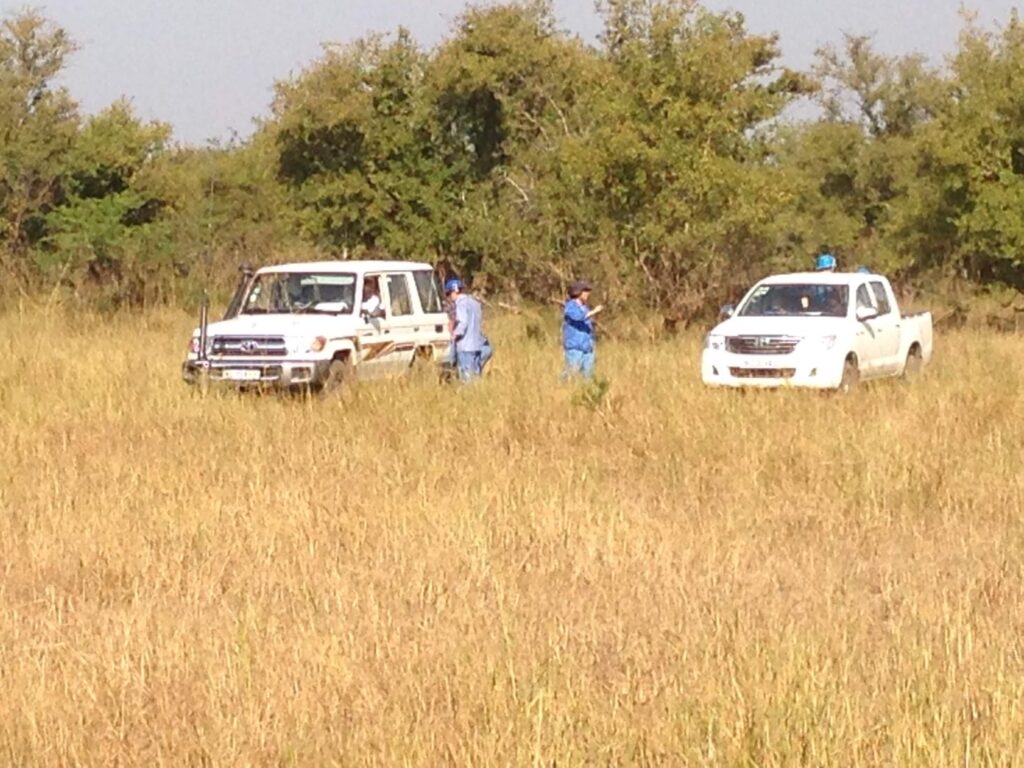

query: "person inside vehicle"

left=821, top=288, right=846, bottom=316
left=361, top=277, right=385, bottom=319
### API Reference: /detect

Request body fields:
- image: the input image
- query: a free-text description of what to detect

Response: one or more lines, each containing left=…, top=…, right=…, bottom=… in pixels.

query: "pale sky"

left=16, top=0, right=1023, bottom=145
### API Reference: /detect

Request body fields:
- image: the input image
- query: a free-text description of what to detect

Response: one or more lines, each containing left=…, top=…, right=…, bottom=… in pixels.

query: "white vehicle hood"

left=194, top=312, right=362, bottom=340
left=711, top=315, right=849, bottom=339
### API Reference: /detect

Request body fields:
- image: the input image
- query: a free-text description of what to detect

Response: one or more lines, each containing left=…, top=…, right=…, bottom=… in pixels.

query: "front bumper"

left=182, top=358, right=331, bottom=387
left=701, top=350, right=845, bottom=390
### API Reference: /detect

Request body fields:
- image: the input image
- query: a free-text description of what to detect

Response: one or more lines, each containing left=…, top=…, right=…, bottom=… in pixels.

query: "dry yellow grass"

left=1, top=305, right=1023, bottom=766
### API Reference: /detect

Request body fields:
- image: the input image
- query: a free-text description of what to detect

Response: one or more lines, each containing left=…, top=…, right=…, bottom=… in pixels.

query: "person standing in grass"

left=562, top=280, right=603, bottom=380
left=445, top=278, right=492, bottom=381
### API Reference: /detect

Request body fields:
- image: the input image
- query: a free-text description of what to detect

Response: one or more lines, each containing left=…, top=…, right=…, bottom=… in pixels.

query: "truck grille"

left=730, top=367, right=796, bottom=379
left=726, top=336, right=799, bottom=355
left=211, top=336, right=287, bottom=357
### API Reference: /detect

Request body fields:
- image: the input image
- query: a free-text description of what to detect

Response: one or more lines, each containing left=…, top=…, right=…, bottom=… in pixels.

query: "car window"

left=869, top=281, right=892, bottom=315
left=242, top=272, right=356, bottom=315
left=856, top=284, right=875, bottom=311
left=413, top=270, right=443, bottom=314
left=386, top=273, right=414, bottom=316
left=738, top=284, right=848, bottom=317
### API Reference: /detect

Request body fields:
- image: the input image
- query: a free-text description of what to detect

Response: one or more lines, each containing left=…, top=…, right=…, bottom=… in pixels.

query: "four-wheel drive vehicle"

left=182, top=260, right=451, bottom=392
left=702, top=272, right=933, bottom=392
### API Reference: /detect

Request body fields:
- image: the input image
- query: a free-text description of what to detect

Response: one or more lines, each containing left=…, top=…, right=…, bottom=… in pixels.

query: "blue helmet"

left=855, top=265, right=872, bottom=274
left=815, top=253, right=837, bottom=271
left=444, top=277, right=464, bottom=294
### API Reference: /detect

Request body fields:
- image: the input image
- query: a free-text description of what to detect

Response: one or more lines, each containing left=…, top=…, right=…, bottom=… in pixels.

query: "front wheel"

left=903, top=346, right=923, bottom=380
left=838, top=357, right=859, bottom=395
left=319, top=357, right=352, bottom=397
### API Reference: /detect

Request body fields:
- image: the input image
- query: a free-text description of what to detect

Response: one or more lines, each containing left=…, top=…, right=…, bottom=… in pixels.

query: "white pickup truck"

left=702, top=272, right=933, bottom=392
left=182, top=259, right=451, bottom=392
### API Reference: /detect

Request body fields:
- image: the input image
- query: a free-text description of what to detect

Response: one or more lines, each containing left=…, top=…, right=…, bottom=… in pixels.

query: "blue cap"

left=815, top=253, right=837, bottom=271
left=444, top=277, right=463, bottom=294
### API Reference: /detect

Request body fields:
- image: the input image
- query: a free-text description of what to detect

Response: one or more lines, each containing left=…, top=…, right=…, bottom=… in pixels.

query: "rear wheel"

left=903, top=345, right=923, bottom=380
left=838, top=356, right=859, bottom=395
left=319, top=356, right=352, bottom=397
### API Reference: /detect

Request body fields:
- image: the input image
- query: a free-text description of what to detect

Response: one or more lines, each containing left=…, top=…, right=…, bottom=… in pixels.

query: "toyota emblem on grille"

left=240, top=340, right=259, bottom=353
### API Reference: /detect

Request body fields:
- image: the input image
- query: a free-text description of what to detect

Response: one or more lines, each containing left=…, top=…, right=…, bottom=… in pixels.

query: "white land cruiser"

left=702, top=272, right=933, bottom=392
left=182, top=260, right=451, bottom=392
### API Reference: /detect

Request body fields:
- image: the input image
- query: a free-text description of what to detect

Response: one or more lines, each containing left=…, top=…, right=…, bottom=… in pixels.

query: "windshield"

left=738, top=284, right=849, bottom=318
left=241, top=272, right=357, bottom=315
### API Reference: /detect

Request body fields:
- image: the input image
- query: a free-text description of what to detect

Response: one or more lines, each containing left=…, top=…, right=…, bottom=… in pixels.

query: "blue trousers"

left=563, top=349, right=595, bottom=380
left=457, top=350, right=482, bottom=380
left=452, top=340, right=492, bottom=381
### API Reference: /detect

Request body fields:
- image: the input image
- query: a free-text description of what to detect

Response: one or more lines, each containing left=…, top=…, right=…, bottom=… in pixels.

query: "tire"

left=409, top=346, right=433, bottom=374
left=903, top=345, right=923, bottom=380
left=319, top=356, right=352, bottom=397
left=838, top=356, right=859, bottom=394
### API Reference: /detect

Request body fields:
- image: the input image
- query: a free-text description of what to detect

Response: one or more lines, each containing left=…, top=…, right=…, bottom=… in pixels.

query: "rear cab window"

left=856, top=284, right=875, bottom=312
left=869, top=280, right=892, bottom=315
left=413, top=270, right=443, bottom=314
left=385, top=273, right=414, bottom=316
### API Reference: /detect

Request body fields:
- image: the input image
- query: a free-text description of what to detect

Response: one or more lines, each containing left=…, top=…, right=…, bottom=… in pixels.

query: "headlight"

left=308, top=336, right=327, bottom=353
left=801, top=335, right=837, bottom=351
left=188, top=337, right=212, bottom=355
left=705, top=334, right=726, bottom=351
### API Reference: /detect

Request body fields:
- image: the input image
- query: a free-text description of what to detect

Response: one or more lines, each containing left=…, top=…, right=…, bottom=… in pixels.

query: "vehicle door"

left=355, top=273, right=391, bottom=379
left=377, top=272, right=421, bottom=376
left=868, top=279, right=901, bottom=374
left=412, top=269, right=451, bottom=358
left=853, top=282, right=884, bottom=376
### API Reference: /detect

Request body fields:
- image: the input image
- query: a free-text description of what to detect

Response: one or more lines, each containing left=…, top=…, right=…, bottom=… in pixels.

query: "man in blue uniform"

left=562, top=280, right=603, bottom=380
left=445, top=278, right=492, bottom=381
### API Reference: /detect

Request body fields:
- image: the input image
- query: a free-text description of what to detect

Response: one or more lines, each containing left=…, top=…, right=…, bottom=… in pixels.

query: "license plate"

left=222, top=368, right=261, bottom=381
left=742, top=359, right=776, bottom=369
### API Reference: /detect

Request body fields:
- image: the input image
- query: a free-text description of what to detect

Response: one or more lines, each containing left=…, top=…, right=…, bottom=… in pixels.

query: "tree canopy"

left=1, top=2, right=1023, bottom=311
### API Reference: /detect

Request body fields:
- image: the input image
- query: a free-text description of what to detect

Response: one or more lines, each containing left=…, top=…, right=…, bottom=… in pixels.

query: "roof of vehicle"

left=758, top=271, right=888, bottom=286
left=257, top=259, right=434, bottom=274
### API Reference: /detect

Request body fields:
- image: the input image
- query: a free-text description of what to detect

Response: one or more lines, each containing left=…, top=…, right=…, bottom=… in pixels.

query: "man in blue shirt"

left=445, top=278, right=492, bottom=381
left=562, top=280, right=603, bottom=380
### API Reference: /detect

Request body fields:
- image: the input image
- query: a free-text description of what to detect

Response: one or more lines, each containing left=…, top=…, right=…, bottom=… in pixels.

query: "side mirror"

left=856, top=305, right=878, bottom=322
left=720, top=304, right=735, bottom=319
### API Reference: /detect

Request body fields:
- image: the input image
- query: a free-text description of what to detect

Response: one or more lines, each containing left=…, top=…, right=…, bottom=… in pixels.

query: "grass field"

left=1, top=305, right=1023, bottom=766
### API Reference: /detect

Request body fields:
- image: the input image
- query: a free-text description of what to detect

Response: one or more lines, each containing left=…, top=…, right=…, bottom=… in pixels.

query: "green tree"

left=587, top=0, right=811, bottom=308
left=935, top=12, right=1024, bottom=285
left=41, top=101, right=172, bottom=303
left=776, top=33, right=946, bottom=279
left=424, top=0, right=606, bottom=292
left=0, top=11, right=78, bottom=270
left=269, top=28, right=454, bottom=260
